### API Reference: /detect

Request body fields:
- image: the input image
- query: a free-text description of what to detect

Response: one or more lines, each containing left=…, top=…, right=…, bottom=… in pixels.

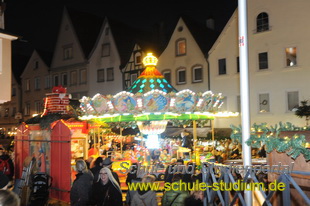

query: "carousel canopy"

left=79, top=53, right=238, bottom=123
left=127, top=53, right=178, bottom=94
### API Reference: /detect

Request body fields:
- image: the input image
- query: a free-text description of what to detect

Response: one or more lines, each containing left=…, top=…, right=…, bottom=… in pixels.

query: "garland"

left=230, top=122, right=310, bottom=161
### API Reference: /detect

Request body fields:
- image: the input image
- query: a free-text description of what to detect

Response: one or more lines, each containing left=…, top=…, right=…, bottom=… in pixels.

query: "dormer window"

left=34, top=60, right=39, bottom=69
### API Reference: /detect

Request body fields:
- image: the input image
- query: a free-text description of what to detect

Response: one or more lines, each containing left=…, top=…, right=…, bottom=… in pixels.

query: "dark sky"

left=4, top=0, right=238, bottom=52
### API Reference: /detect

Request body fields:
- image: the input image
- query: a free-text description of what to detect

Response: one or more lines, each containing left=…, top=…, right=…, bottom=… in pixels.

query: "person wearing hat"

left=70, top=159, right=94, bottom=206
left=102, top=158, right=120, bottom=186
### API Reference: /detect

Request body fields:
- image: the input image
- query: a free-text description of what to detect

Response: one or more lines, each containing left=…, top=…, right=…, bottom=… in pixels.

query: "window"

left=259, top=52, right=268, bottom=70
left=45, top=75, right=52, bottom=89
left=237, top=57, right=240, bottom=73
left=287, top=91, right=299, bottom=111
left=256, top=12, right=269, bottom=32
left=135, top=52, right=142, bottom=65
left=177, top=68, right=186, bottom=84
left=70, top=71, right=77, bottom=85
left=130, top=73, right=137, bottom=85
left=97, top=69, right=105, bottom=82
left=12, top=107, right=16, bottom=117
left=176, top=39, right=186, bottom=56
left=163, top=70, right=171, bottom=83
left=34, top=77, right=40, bottom=90
left=62, top=73, right=68, bottom=86
left=80, top=69, right=87, bottom=84
left=259, top=93, right=270, bottom=113
left=192, top=66, right=202, bottom=83
left=63, top=46, right=73, bottom=60
left=107, top=67, right=114, bottom=81
left=24, top=103, right=30, bottom=116
left=53, top=75, right=59, bottom=86
left=237, top=95, right=241, bottom=113
left=102, top=43, right=110, bottom=57
left=218, top=58, right=226, bottom=75
left=35, top=101, right=42, bottom=114
left=286, top=47, right=297, bottom=67
left=4, top=108, right=9, bottom=117
left=26, top=79, right=30, bottom=91
left=12, top=88, right=16, bottom=97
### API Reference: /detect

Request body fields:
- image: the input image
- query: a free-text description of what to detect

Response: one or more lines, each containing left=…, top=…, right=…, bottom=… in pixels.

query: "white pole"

left=238, top=0, right=252, bottom=205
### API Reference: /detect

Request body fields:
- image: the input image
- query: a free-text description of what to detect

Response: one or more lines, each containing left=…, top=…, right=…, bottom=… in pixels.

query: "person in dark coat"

left=90, top=157, right=103, bottom=183
left=70, top=159, right=94, bottom=206
left=91, top=167, right=123, bottom=206
left=184, top=190, right=203, bottom=206
left=102, top=158, right=120, bottom=186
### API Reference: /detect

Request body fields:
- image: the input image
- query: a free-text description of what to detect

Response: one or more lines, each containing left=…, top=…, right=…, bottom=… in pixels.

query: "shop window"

left=286, top=47, right=297, bottom=67
left=259, top=52, right=268, bottom=70
left=259, top=93, right=270, bottom=113
left=218, top=58, right=226, bottom=75
left=256, top=12, right=269, bottom=32
left=176, top=39, right=186, bottom=56
left=287, top=91, right=299, bottom=111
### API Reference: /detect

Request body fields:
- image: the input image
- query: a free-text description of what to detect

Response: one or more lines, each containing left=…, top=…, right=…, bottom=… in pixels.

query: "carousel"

left=79, top=53, right=238, bottom=167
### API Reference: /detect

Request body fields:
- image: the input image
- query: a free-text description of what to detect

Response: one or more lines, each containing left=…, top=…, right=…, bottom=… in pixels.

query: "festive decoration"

left=230, top=122, right=310, bottom=160
left=295, top=100, right=310, bottom=126
left=42, top=86, right=71, bottom=116
left=137, top=120, right=168, bottom=135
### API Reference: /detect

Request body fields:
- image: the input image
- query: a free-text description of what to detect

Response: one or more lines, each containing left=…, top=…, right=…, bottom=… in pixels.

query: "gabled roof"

left=66, top=6, right=104, bottom=58
left=181, top=14, right=220, bottom=57
left=36, top=49, right=53, bottom=68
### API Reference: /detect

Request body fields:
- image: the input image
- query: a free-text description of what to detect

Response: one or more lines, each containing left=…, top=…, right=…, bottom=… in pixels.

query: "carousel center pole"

left=211, top=119, right=215, bottom=149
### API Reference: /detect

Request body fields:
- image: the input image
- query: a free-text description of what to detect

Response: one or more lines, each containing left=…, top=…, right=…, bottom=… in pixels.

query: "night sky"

left=5, top=0, right=238, bottom=52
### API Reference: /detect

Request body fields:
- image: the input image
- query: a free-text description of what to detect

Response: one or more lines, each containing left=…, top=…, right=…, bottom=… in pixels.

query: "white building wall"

left=209, top=0, right=310, bottom=128
left=88, top=21, right=123, bottom=96
left=157, top=18, right=209, bottom=93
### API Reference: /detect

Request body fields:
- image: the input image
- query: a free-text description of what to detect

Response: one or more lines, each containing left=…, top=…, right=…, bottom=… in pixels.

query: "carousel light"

left=142, top=53, right=158, bottom=66
left=145, top=134, right=160, bottom=149
left=137, top=120, right=168, bottom=135
left=170, top=98, right=175, bottom=107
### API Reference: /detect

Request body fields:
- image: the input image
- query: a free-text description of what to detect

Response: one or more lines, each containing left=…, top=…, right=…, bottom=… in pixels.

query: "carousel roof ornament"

left=79, top=53, right=238, bottom=123
left=128, top=53, right=178, bottom=94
